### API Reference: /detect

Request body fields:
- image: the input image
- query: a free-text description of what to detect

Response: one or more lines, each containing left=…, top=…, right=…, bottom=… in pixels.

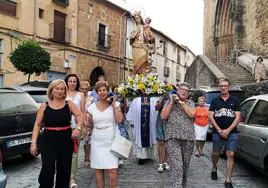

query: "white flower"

left=145, top=88, right=153, bottom=94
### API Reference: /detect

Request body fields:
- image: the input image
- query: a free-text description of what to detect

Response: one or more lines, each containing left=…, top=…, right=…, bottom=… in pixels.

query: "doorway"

left=89, top=67, right=105, bottom=90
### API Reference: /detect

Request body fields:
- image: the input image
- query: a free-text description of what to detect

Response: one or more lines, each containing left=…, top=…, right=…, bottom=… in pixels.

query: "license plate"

left=7, top=137, right=32, bottom=148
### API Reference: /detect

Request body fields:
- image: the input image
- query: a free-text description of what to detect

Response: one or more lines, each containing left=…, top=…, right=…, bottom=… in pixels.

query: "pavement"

left=76, top=141, right=233, bottom=188
left=75, top=121, right=233, bottom=188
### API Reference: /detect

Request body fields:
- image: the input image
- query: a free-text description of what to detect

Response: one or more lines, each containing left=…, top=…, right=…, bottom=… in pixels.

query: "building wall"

left=203, top=0, right=217, bottom=62
left=0, top=0, right=78, bottom=86
left=77, top=0, right=126, bottom=86
left=204, top=0, right=268, bottom=63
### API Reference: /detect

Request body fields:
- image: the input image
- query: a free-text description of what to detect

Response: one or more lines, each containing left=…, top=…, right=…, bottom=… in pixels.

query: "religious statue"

left=130, top=11, right=155, bottom=75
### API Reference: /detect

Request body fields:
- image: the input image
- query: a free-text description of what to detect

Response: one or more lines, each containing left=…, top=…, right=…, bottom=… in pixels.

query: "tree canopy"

left=9, top=39, right=51, bottom=81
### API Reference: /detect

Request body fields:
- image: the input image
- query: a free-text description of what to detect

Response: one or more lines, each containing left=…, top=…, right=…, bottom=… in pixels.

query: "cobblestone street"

left=4, top=140, right=268, bottom=188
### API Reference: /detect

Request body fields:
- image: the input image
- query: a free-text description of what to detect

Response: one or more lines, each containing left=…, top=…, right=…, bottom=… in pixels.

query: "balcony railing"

left=97, top=32, right=111, bottom=51
left=52, top=0, right=69, bottom=7
left=49, top=23, right=71, bottom=44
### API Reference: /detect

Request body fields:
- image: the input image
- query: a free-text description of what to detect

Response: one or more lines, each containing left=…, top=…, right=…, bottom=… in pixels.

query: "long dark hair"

left=64, top=74, right=80, bottom=91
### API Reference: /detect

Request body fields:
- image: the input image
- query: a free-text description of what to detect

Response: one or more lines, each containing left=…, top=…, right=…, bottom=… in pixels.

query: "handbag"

left=110, top=126, right=132, bottom=159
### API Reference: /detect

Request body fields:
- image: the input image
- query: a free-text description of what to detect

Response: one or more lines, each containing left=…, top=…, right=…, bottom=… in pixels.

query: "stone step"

left=213, top=62, right=255, bottom=85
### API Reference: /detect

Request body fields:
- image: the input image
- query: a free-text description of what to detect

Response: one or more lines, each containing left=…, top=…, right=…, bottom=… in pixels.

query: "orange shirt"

left=194, top=106, right=209, bottom=126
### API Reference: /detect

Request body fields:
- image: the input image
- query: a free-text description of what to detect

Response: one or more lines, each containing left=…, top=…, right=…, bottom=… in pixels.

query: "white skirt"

left=90, top=126, right=119, bottom=169
left=194, top=124, right=209, bottom=141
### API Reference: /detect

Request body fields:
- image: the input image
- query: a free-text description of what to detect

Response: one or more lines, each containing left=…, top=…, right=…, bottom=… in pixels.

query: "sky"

left=109, top=0, right=204, bottom=55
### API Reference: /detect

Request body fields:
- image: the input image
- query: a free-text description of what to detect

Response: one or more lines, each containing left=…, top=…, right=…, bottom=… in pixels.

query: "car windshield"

left=0, top=93, right=38, bottom=114
left=27, top=91, right=47, bottom=103
left=206, top=91, right=246, bottom=105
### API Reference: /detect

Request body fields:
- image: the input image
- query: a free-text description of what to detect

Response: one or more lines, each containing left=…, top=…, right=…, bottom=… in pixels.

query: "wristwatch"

left=76, top=127, right=81, bottom=131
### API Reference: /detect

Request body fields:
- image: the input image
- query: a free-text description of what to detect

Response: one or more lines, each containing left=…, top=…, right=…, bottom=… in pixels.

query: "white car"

left=237, top=94, right=268, bottom=176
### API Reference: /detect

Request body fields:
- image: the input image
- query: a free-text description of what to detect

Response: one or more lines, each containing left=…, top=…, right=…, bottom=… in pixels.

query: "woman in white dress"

left=65, top=74, right=85, bottom=188
left=87, top=81, right=123, bottom=188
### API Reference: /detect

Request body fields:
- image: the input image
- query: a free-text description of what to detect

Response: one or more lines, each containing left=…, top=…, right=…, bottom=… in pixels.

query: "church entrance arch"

left=89, top=66, right=105, bottom=89
left=214, top=0, right=234, bottom=63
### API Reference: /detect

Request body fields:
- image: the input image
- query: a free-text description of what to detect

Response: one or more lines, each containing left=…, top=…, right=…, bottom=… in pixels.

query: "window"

left=240, top=99, right=255, bottom=122
left=248, top=100, right=268, bottom=126
left=53, top=10, right=66, bottom=43
left=0, top=93, right=38, bottom=114
left=163, top=41, right=167, bottom=56
left=0, top=0, right=17, bottom=17
left=98, top=24, right=106, bottom=47
left=177, top=50, right=181, bottom=64
left=39, top=8, right=44, bottom=19
left=97, top=23, right=110, bottom=50
left=52, top=0, right=69, bottom=7
left=0, top=39, right=3, bottom=68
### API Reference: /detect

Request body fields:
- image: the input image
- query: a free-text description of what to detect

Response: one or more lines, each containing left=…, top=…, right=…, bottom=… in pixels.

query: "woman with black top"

left=30, top=79, right=83, bottom=188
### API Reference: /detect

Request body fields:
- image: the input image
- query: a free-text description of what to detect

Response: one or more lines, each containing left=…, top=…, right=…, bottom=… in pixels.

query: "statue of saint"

left=130, top=11, right=155, bottom=74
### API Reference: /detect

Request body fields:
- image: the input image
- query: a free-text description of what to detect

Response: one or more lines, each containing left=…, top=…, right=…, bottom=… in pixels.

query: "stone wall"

left=185, top=55, right=225, bottom=88
left=204, top=0, right=268, bottom=63
left=76, top=0, right=126, bottom=85
left=203, top=0, right=217, bottom=62
left=240, top=80, right=268, bottom=98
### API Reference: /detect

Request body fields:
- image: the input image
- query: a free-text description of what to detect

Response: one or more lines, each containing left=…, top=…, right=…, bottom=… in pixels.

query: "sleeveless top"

left=43, top=101, right=71, bottom=127
left=66, top=92, right=82, bottom=128
left=166, top=100, right=195, bottom=141
left=194, top=106, right=209, bottom=126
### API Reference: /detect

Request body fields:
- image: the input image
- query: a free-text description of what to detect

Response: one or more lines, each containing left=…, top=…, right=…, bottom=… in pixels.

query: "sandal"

left=70, top=180, right=78, bottom=188
left=163, top=163, right=170, bottom=171
left=194, top=151, right=200, bottom=157
left=84, top=160, right=90, bottom=167
left=157, top=164, right=164, bottom=173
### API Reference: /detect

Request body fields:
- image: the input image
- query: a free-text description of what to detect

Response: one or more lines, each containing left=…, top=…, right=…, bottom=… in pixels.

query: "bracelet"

left=76, top=127, right=81, bottom=131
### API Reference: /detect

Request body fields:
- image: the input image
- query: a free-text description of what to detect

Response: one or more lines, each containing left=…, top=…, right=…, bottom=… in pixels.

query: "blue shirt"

left=209, top=95, right=240, bottom=133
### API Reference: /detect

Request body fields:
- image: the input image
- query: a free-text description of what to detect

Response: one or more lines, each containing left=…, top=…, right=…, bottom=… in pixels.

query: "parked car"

left=21, top=80, right=51, bottom=88
left=0, top=88, right=39, bottom=160
left=0, top=150, right=6, bottom=188
left=15, top=86, right=47, bottom=105
left=237, top=94, right=268, bottom=176
left=190, top=86, right=246, bottom=140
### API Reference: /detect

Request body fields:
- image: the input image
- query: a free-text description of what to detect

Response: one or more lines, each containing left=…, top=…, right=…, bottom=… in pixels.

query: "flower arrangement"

left=115, top=73, right=174, bottom=99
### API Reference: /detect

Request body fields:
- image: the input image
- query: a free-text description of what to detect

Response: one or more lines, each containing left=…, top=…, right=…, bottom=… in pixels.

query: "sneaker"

left=211, top=169, right=218, bottom=180
left=157, top=164, right=164, bottom=173
left=163, top=163, right=170, bottom=171
left=224, top=181, right=234, bottom=188
left=70, top=180, right=78, bottom=188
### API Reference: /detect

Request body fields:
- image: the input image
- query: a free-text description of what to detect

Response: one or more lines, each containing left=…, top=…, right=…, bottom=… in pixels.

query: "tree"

left=9, top=39, right=51, bottom=82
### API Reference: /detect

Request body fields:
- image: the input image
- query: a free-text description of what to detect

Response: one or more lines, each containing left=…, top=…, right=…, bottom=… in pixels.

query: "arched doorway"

left=214, top=0, right=234, bottom=63
left=89, top=67, right=105, bottom=89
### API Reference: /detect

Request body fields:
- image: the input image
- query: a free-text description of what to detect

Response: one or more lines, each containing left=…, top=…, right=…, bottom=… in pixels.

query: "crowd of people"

left=30, top=74, right=240, bottom=188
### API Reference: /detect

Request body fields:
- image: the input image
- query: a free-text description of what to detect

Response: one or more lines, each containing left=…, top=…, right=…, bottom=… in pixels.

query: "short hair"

left=178, top=82, right=190, bottom=90
left=198, top=96, right=206, bottom=101
left=64, top=74, right=80, bottom=91
left=98, top=75, right=106, bottom=81
left=80, top=81, right=90, bottom=89
left=95, top=81, right=109, bottom=92
left=257, top=56, right=263, bottom=62
left=218, top=77, right=231, bottom=86
left=47, top=79, right=68, bottom=100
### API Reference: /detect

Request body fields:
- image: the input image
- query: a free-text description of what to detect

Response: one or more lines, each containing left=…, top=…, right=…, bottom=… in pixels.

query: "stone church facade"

left=204, top=0, right=268, bottom=63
